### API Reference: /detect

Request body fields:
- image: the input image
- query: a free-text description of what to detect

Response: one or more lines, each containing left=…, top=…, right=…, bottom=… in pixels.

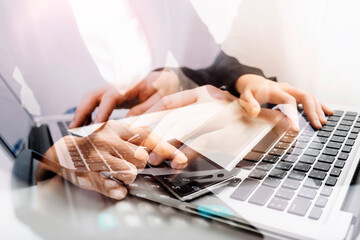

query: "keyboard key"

left=288, top=197, right=311, bottom=216
left=88, top=163, right=109, bottom=171
left=268, top=197, right=288, bottom=211
left=282, top=179, right=300, bottom=190
left=328, top=116, right=341, bottom=122
left=243, top=152, right=264, bottom=162
left=333, top=110, right=344, bottom=117
left=269, top=148, right=285, bottom=156
left=355, top=123, right=360, bottom=128
left=301, top=130, right=315, bottom=137
left=338, top=152, right=349, bottom=161
left=326, top=141, right=342, bottom=149
left=252, top=130, right=280, bottom=153
left=334, top=130, right=347, bottom=137
left=262, top=155, right=280, bottom=164
left=315, top=196, right=328, bottom=208
left=345, top=111, right=357, bottom=116
left=71, top=156, right=82, bottom=161
left=256, top=162, right=273, bottom=171
left=230, top=178, right=259, bottom=201
left=287, top=147, right=303, bottom=156
left=330, top=168, right=342, bottom=177
left=74, top=161, right=85, bottom=167
left=325, top=176, right=338, bottom=186
left=313, top=162, right=331, bottom=172
left=345, top=139, right=355, bottom=146
left=236, top=160, right=256, bottom=170
left=343, top=115, right=356, bottom=121
left=299, top=155, right=316, bottom=164
left=228, top=178, right=242, bottom=187
left=313, top=137, right=328, bottom=144
left=292, top=141, right=308, bottom=149
left=294, top=163, right=311, bottom=172
left=317, top=130, right=332, bottom=138
left=86, top=158, right=103, bottom=163
left=304, top=178, right=322, bottom=189
left=288, top=170, right=306, bottom=181
left=349, top=133, right=358, bottom=140
left=249, top=169, right=267, bottom=180
left=309, top=142, right=324, bottom=150
left=342, top=146, right=352, bottom=153
left=285, top=130, right=299, bottom=137
left=304, top=149, right=321, bottom=157
left=321, top=126, right=335, bottom=132
left=308, top=170, right=327, bottom=180
left=334, top=160, right=346, bottom=168
left=341, top=120, right=353, bottom=126
left=275, top=188, right=295, bottom=200
left=298, top=135, right=312, bottom=142
left=249, top=186, right=274, bottom=206
left=262, top=177, right=281, bottom=188
left=298, top=187, right=317, bottom=199
left=337, top=125, right=351, bottom=132
left=325, top=121, right=337, bottom=127
left=318, top=154, right=335, bottom=164
left=320, top=186, right=333, bottom=197
left=322, top=148, right=339, bottom=156
left=275, top=142, right=290, bottom=150
left=351, top=128, right=360, bottom=134
left=280, top=135, right=294, bottom=143
left=331, top=136, right=345, bottom=143
left=276, top=162, right=293, bottom=171
left=309, top=207, right=323, bottom=220
left=269, top=169, right=287, bottom=179
left=281, top=154, right=298, bottom=163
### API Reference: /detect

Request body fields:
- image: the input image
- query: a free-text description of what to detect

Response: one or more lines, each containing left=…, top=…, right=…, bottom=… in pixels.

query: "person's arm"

left=180, top=50, right=266, bottom=97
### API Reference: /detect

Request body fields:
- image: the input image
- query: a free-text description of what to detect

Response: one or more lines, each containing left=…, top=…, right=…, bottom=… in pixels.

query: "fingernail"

left=320, top=117, right=327, bottom=124
left=148, top=153, right=157, bottom=165
left=315, top=119, right=322, bottom=129
left=68, top=121, right=74, bottom=128
left=171, top=161, right=186, bottom=170
left=134, top=148, right=149, bottom=162
left=109, top=189, right=127, bottom=200
left=174, top=152, right=188, bottom=164
left=292, top=125, right=299, bottom=132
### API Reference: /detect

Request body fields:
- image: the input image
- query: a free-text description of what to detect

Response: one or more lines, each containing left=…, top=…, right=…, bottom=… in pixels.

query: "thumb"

left=239, top=90, right=261, bottom=118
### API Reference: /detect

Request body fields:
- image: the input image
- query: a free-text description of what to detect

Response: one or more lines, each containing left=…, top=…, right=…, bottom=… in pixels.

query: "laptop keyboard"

left=57, top=121, right=128, bottom=173
left=55, top=111, right=359, bottom=221
left=231, top=110, right=359, bottom=220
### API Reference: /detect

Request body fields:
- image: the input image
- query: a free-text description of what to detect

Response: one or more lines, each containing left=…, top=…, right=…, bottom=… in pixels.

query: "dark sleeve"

left=180, top=50, right=266, bottom=97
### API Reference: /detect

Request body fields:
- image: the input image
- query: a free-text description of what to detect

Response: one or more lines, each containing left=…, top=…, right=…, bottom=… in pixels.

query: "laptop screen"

left=0, top=74, right=34, bottom=157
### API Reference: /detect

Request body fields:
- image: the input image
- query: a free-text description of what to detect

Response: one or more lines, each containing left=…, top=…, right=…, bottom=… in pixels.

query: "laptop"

left=0, top=73, right=74, bottom=158
left=2, top=72, right=360, bottom=240
left=68, top=90, right=360, bottom=239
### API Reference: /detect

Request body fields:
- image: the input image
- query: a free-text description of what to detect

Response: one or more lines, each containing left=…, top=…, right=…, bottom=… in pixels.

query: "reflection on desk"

left=1, top=146, right=261, bottom=240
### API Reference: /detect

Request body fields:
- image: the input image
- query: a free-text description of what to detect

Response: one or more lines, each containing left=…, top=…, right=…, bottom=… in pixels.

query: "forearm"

left=180, top=50, right=266, bottom=96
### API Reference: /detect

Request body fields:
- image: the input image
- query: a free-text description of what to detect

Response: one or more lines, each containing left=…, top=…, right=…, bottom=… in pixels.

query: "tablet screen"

left=152, top=139, right=234, bottom=200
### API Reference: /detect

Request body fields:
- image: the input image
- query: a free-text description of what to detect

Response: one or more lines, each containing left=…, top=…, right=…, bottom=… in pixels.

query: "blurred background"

left=1, top=0, right=359, bottom=115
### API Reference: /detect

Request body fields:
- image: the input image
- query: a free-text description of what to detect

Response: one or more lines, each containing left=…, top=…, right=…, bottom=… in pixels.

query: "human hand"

left=235, top=74, right=333, bottom=129
left=39, top=120, right=187, bottom=200
left=69, top=69, right=180, bottom=128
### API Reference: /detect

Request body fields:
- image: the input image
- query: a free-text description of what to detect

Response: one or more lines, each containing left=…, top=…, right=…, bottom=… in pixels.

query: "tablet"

left=149, top=139, right=235, bottom=201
